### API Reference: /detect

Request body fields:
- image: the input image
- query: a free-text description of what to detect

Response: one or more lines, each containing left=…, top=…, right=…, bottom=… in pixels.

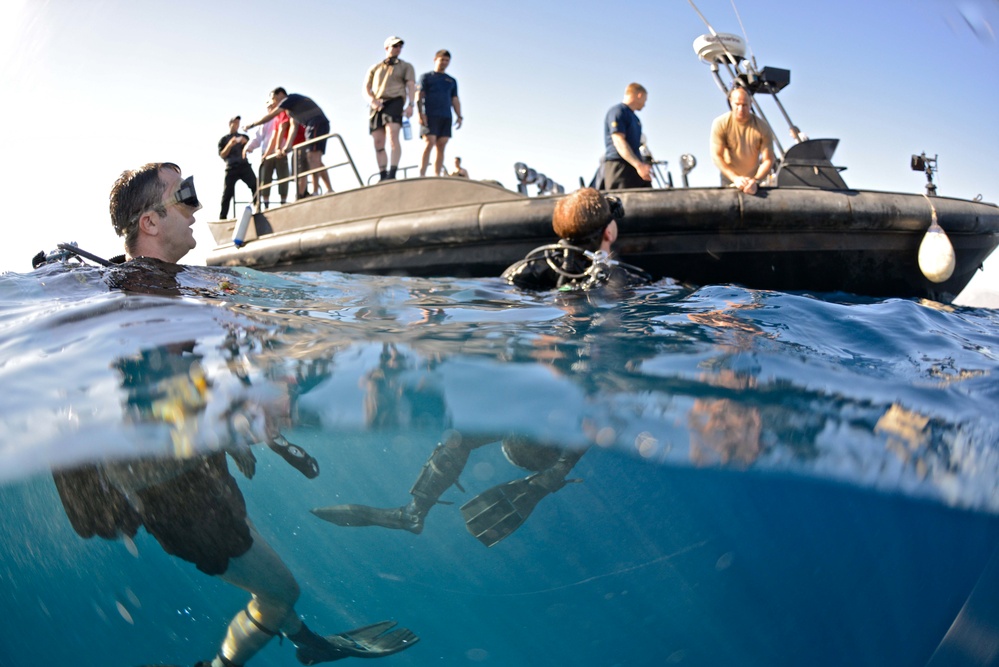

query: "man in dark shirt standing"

left=415, top=49, right=463, bottom=177
left=603, top=83, right=653, bottom=190
left=218, top=115, right=258, bottom=219
left=244, top=88, right=333, bottom=198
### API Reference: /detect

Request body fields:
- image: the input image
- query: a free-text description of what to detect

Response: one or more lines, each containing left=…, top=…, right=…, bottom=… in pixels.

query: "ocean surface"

left=2, top=259, right=999, bottom=666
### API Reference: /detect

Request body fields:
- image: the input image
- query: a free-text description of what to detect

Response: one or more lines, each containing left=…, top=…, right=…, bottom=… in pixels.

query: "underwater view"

left=1, top=261, right=998, bottom=666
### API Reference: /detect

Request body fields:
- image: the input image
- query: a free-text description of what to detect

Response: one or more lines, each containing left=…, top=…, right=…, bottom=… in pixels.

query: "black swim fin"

left=310, top=504, right=424, bottom=534
left=295, top=620, right=419, bottom=665
left=460, top=472, right=579, bottom=548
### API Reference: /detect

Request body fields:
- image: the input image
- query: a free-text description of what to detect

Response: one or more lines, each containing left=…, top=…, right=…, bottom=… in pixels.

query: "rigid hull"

left=206, top=177, right=999, bottom=303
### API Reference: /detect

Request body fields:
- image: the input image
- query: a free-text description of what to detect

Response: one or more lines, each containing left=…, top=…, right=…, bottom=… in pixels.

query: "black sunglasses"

left=166, top=175, right=202, bottom=210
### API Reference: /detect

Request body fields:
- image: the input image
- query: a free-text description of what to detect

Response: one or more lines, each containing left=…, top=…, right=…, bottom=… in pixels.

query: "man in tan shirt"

left=365, top=36, right=416, bottom=181
left=710, top=86, right=775, bottom=195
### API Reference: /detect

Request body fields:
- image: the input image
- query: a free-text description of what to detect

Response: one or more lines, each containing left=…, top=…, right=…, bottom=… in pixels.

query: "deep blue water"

left=2, top=261, right=999, bottom=666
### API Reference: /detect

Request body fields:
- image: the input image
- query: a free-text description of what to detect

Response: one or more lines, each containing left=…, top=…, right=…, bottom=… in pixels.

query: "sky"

left=2, top=0, right=998, bottom=305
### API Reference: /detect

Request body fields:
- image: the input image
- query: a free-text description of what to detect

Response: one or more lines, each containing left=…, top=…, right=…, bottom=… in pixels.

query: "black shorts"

left=136, top=453, right=253, bottom=575
left=295, top=145, right=309, bottom=173
left=422, top=116, right=452, bottom=138
left=604, top=159, right=652, bottom=190
left=305, top=118, right=329, bottom=154
left=370, top=96, right=405, bottom=133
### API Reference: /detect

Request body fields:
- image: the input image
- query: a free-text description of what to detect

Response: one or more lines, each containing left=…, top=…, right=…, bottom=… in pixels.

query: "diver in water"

left=314, top=344, right=587, bottom=547
left=313, top=430, right=586, bottom=548
left=501, top=187, right=651, bottom=291
left=312, top=189, right=650, bottom=547
left=52, top=162, right=418, bottom=667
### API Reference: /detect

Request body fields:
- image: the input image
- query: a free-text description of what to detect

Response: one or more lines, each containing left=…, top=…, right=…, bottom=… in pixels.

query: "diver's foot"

left=310, top=504, right=424, bottom=534
left=294, top=621, right=419, bottom=665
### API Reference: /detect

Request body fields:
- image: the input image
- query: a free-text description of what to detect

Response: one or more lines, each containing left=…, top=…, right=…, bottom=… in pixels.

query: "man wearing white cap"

left=364, top=36, right=416, bottom=180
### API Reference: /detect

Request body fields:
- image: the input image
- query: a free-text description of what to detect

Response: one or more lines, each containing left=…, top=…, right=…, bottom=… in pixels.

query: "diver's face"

left=155, top=168, right=198, bottom=262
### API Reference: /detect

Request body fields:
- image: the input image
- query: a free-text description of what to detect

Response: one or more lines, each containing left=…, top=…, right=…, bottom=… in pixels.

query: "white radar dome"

left=693, top=33, right=747, bottom=65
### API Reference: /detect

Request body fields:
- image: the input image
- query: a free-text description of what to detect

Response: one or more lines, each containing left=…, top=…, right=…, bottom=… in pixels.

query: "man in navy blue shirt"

left=603, top=83, right=652, bottom=189
left=416, top=50, right=463, bottom=177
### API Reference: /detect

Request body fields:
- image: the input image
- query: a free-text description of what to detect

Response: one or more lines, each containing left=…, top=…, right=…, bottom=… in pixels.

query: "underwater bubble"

left=125, top=588, right=140, bottom=609
left=122, top=534, right=139, bottom=558
left=465, top=648, right=489, bottom=661
left=471, top=461, right=495, bottom=481
left=596, top=427, right=616, bottom=447
left=115, top=601, right=133, bottom=625
left=636, top=431, right=659, bottom=458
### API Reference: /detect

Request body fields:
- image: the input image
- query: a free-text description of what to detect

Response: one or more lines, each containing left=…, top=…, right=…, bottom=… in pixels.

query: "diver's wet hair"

left=109, top=162, right=180, bottom=251
left=552, top=188, right=622, bottom=248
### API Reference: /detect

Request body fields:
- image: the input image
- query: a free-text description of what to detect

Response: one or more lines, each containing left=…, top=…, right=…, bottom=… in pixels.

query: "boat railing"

left=250, top=132, right=364, bottom=213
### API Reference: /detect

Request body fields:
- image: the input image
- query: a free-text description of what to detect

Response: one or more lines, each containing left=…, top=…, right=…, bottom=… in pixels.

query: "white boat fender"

left=232, top=206, right=253, bottom=248
left=918, top=198, right=955, bottom=283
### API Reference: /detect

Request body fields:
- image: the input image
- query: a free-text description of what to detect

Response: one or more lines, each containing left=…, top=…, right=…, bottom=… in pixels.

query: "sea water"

left=1, top=260, right=999, bottom=667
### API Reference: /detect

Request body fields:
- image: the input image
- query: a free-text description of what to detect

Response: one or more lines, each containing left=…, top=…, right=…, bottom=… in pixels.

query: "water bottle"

left=402, top=116, right=412, bottom=141
left=232, top=206, right=253, bottom=247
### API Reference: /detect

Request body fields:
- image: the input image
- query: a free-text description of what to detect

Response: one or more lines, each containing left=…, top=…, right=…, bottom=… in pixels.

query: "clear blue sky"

left=2, top=0, right=998, bottom=301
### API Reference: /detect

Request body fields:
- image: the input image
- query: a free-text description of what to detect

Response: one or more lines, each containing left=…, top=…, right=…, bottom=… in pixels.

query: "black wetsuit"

left=502, top=243, right=651, bottom=292
left=53, top=259, right=253, bottom=575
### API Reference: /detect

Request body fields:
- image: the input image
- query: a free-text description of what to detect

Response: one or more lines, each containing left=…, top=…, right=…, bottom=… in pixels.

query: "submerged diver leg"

left=311, top=433, right=487, bottom=534
left=210, top=606, right=278, bottom=667
left=211, top=523, right=418, bottom=663
left=214, top=525, right=301, bottom=665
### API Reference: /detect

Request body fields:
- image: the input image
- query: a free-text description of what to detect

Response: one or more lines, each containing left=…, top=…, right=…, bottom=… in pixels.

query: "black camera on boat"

left=911, top=152, right=938, bottom=196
